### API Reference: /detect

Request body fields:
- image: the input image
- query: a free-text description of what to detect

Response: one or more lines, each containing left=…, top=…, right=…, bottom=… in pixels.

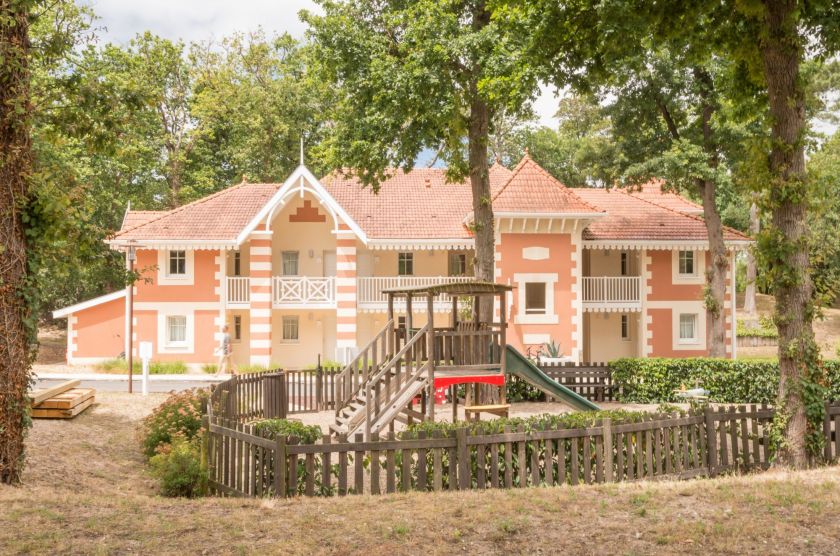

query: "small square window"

left=679, top=313, right=698, bottom=342
left=233, top=251, right=242, bottom=277
left=282, top=316, right=299, bottom=341
left=233, top=315, right=242, bottom=341
left=525, top=283, right=547, bottom=315
left=678, top=251, right=695, bottom=275
left=621, top=314, right=630, bottom=341
left=282, top=251, right=299, bottom=276
left=168, top=250, right=186, bottom=276
left=167, top=315, right=187, bottom=344
left=398, top=252, right=414, bottom=276
left=448, top=252, right=468, bottom=276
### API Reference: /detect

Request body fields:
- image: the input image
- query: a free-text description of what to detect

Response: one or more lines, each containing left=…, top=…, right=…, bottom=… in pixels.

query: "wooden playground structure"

left=331, top=282, right=513, bottom=439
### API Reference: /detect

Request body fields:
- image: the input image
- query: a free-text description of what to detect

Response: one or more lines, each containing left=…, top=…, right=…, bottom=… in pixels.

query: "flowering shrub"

left=149, top=437, right=207, bottom=497
left=140, top=388, right=209, bottom=459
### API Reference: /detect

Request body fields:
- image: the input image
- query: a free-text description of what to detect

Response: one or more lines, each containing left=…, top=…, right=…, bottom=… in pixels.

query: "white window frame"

left=157, top=249, right=195, bottom=286
left=671, top=249, right=704, bottom=284
left=678, top=313, right=699, bottom=344
left=448, top=252, right=468, bottom=277
left=524, top=282, right=548, bottom=315
left=620, top=314, right=631, bottom=341
left=157, top=309, right=195, bottom=353
left=398, top=252, right=414, bottom=276
left=282, top=251, right=299, bottom=276
left=281, top=315, right=300, bottom=343
left=232, top=251, right=242, bottom=277
left=513, top=273, right=559, bottom=325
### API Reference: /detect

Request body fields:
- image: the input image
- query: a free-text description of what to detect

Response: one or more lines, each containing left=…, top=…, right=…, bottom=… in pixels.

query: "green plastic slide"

left=505, top=346, right=600, bottom=411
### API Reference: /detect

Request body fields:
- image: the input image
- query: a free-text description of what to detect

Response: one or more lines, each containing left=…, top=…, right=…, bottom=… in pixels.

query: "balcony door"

left=323, top=250, right=336, bottom=277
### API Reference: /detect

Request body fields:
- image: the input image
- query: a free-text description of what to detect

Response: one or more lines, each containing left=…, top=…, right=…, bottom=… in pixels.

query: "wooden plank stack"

left=30, top=380, right=95, bottom=419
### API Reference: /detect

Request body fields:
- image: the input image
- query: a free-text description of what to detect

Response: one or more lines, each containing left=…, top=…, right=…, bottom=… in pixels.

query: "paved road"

left=34, top=377, right=220, bottom=393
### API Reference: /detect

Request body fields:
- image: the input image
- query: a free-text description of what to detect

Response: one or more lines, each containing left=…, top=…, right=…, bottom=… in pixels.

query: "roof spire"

left=300, top=136, right=304, bottom=166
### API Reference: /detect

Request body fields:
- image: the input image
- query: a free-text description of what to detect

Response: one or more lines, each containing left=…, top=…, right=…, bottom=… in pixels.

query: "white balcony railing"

left=226, top=277, right=250, bottom=305
left=582, top=276, right=642, bottom=310
left=357, top=276, right=474, bottom=310
left=272, top=276, right=336, bottom=307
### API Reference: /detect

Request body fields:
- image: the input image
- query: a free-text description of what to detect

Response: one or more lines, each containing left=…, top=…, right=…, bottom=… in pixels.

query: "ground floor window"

left=620, top=314, right=630, bottom=341
left=679, top=313, right=698, bottom=343
left=525, top=282, right=547, bottom=314
left=282, top=315, right=299, bottom=341
left=166, top=315, right=187, bottom=344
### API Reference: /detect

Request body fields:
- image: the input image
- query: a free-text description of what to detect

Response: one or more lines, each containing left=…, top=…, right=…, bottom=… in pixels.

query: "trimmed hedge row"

left=611, top=358, right=840, bottom=404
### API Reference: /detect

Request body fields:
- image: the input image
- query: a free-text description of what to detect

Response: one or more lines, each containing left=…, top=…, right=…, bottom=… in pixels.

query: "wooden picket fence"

left=539, top=362, right=616, bottom=402
left=205, top=401, right=840, bottom=498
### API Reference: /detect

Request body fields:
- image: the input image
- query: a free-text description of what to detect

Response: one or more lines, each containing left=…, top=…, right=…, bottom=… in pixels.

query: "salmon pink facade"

left=53, top=155, right=750, bottom=368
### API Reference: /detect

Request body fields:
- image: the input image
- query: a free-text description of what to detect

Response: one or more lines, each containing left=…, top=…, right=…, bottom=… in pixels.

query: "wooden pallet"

left=31, top=395, right=95, bottom=419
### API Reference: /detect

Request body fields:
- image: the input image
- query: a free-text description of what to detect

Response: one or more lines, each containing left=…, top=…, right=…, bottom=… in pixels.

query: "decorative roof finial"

left=300, top=136, right=304, bottom=167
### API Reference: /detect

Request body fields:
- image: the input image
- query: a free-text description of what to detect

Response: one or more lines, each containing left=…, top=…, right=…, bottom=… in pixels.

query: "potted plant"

left=538, top=340, right=568, bottom=365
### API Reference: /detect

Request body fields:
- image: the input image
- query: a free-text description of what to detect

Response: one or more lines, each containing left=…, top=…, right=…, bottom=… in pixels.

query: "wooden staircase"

left=331, top=322, right=432, bottom=438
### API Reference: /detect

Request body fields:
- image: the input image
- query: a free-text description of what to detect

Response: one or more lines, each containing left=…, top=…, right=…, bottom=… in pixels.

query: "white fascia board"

left=366, top=238, right=475, bottom=250
left=583, top=239, right=753, bottom=250
left=492, top=211, right=607, bottom=220
left=52, top=290, right=127, bottom=319
left=106, top=239, right=238, bottom=251
left=236, top=165, right=368, bottom=246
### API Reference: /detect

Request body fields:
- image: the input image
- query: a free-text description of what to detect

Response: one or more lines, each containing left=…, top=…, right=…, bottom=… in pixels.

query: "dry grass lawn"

left=3, top=393, right=840, bottom=555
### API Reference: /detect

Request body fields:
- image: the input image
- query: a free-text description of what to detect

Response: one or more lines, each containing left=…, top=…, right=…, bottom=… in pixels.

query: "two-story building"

left=52, top=154, right=750, bottom=368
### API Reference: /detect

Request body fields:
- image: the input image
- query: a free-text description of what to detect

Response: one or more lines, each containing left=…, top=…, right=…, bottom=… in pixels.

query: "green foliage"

left=149, top=437, right=207, bottom=498
left=505, top=375, right=544, bottom=402
left=139, top=389, right=208, bottom=459
left=611, top=358, right=840, bottom=405
left=95, top=358, right=188, bottom=374
left=736, top=317, right=779, bottom=339
left=252, top=419, right=322, bottom=445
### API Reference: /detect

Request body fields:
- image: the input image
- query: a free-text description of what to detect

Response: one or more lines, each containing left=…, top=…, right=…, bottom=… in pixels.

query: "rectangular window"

left=233, top=315, right=241, bottom=341
left=282, top=251, right=299, bottom=276
left=397, top=316, right=407, bottom=329
left=678, top=250, right=695, bottom=275
left=168, top=250, right=186, bottom=276
left=166, top=315, right=187, bottom=344
left=524, top=283, right=547, bottom=315
left=448, top=252, right=467, bottom=276
left=398, top=252, right=414, bottom=276
left=679, top=313, right=698, bottom=342
left=621, top=314, right=630, bottom=341
left=233, top=251, right=242, bottom=277
left=620, top=252, right=629, bottom=276
left=282, top=316, right=299, bottom=341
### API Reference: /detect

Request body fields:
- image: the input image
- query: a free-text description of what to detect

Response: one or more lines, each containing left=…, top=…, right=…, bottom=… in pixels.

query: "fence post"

left=824, top=401, right=832, bottom=462
left=274, top=435, right=287, bottom=498
left=456, top=428, right=469, bottom=490
left=316, top=356, right=324, bottom=411
left=704, top=405, right=717, bottom=477
left=602, top=418, right=613, bottom=482
left=263, top=373, right=286, bottom=419
left=201, top=415, right=210, bottom=492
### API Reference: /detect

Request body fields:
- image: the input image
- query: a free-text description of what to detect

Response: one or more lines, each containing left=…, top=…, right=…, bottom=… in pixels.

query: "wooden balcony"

left=357, top=276, right=474, bottom=312
left=225, top=276, right=336, bottom=308
left=582, top=276, right=643, bottom=312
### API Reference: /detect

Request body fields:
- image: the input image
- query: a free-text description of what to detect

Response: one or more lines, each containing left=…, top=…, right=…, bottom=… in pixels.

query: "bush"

left=96, top=358, right=188, bottom=374
left=252, top=419, right=322, bottom=444
left=611, top=357, right=840, bottom=404
left=149, top=437, right=207, bottom=497
left=140, top=388, right=209, bottom=458
left=736, top=316, right=778, bottom=338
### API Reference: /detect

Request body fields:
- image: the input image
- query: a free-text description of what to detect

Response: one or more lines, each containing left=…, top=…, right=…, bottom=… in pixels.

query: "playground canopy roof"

left=382, top=281, right=513, bottom=297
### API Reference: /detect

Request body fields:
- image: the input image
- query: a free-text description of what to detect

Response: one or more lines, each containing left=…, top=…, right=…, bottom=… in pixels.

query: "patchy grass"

left=2, top=392, right=840, bottom=555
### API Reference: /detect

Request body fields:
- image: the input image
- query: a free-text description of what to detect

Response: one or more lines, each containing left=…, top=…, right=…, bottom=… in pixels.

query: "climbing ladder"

left=331, top=322, right=432, bottom=438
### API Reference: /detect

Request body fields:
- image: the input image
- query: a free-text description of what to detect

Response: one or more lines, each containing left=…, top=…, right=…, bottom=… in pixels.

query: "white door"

left=323, top=250, right=336, bottom=277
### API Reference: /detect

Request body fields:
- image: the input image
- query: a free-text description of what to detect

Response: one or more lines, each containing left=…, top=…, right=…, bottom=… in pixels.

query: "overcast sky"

left=81, top=0, right=561, bottom=129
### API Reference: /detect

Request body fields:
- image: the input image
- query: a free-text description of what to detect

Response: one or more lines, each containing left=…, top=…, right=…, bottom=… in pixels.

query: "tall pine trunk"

left=760, top=0, right=814, bottom=468
left=743, top=201, right=759, bottom=317
left=0, top=0, right=34, bottom=484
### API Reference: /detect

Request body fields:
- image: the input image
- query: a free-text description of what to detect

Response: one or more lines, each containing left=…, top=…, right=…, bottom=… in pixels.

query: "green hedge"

left=611, top=358, right=840, bottom=404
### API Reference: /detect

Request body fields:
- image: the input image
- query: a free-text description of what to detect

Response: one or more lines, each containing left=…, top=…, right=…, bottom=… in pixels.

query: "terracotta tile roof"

left=626, top=180, right=704, bottom=214
left=322, top=166, right=512, bottom=239
left=491, top=154, right=604, bottom=215
left=121, top=210, right=164, bottom=230
left=113, top=182, right=278, bottom=242
left=575, top=187, right=750, bottom=242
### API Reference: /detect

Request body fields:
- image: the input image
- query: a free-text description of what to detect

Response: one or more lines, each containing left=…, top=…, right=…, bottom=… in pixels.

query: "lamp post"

left=127, top=243, right=136, bottom=393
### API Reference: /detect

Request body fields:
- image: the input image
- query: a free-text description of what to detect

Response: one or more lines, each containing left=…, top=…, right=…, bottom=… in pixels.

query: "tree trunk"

left=743, top=201, right=760, bottom=317
left=468, top=93, right=495, bottom=317
left=0, top=0, right=34, bottom=484
left=700, top=178, right=729, bottom=358
left=760, top=0, right=813, bottom=469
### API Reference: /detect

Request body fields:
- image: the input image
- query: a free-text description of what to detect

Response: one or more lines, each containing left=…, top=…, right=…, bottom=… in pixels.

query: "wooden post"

left=704, top=405, right=717, bottom=477
left=427, top=292, right=436, bottom=422
left=387, top=292, right=395, bottom=356
left=499, top=291, right=507, bottom=374
left=316, top=355, right=324, bottom=411
left=824, top=400, right=832, bottom=462
left=365, top=383, right=372, bottom=441
left=456, top=427, right=469, bottom=490
left=201, top=415, right=210, bottom=485
left=603, top=418, right=614, bottom=482
left=451, top=385, right=458, bottom=423
left=452, top=295, right=458, bottom=328
left=274, top=434, right=287, bottom=497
